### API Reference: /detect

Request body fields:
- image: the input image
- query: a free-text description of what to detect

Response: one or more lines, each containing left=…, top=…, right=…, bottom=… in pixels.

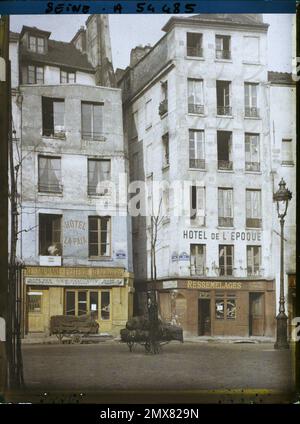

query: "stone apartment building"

left=9, top=15, right=134, bottom=336
left=118, top=14, right=296, bottom=337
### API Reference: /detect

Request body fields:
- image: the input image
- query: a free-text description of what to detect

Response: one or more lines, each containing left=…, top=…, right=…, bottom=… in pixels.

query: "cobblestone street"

left=19, top=341, right=293, bottom=392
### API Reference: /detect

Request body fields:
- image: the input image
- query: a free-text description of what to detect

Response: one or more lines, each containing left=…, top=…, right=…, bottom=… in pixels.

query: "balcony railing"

left=218, top=160, right=233, bottom=170
left=216, top=49, right=231, bottom=60
left=38, top=183, right=63, bottom=194
left=43, top=128, right=65, bottom=138
left=217, top=106, right=232, bottom=116
left=159, top=99, right=168, bottom=117
left=82, top=131, right=105, bottom=141
left=219, top=266, right=233, bottom=276
left=190, top=265, right=206, bottom=276
left=189, top=158, right=205, bottom=169
left=245, top=107, right=259, bottom=118
left=218, top=217, right=233, bottom=227
left=88, top=185, right=110, bottom=196
left=188, top=103, right=204, bottom=114
left=247, top=267, right=262, bottom=277
left=187, top=46, right=203, bottom=57
left=246, top=218, right=262, bottom=228
left=245, top=161, right=260, bottom=172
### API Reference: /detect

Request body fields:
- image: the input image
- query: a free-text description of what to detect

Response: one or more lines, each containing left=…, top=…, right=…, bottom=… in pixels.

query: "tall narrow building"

left=118, top=14, right=296, bottom=338
left=9, top=15, right=133, bottom=337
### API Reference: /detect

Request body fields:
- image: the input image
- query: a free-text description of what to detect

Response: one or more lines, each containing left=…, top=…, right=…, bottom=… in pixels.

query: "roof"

left=21, top=38, right=94, bottom=73
left=162, top=14, right=269, bottom=32
left=20, top=25, right=51, bottom=39
left=268, top=71, right=295, bottom=85
left=9, top=31, right=19, bottom=41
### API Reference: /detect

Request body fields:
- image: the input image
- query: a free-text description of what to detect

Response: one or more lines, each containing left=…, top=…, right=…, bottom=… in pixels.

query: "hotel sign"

left=185, top=280, right=242, bottom=290
left=25, top=277, right=124, bottom=287
left=183, top=230, right=261, bottom=242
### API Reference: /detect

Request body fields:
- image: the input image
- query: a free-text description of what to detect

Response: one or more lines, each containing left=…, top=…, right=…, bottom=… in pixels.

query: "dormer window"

left=29, top=35, right=45, bottom=54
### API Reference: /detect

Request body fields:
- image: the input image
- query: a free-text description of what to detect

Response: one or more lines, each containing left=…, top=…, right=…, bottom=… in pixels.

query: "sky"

left=10, top=14, right=294, bottom=72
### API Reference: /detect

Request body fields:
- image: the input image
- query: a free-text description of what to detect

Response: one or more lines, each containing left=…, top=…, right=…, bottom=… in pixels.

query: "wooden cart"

left=50, top=314, right=99, bottom=344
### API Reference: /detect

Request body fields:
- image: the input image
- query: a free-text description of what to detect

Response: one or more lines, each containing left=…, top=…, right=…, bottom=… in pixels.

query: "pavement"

left=22, top=332, right=275, bottom=345
left=2, top=340, right=295, bottom=403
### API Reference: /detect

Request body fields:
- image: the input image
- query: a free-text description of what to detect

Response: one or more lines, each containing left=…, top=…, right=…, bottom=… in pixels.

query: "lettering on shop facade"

left=185, top=280, right=243, bottom=290
left=183, top=230, right=262, bottom=242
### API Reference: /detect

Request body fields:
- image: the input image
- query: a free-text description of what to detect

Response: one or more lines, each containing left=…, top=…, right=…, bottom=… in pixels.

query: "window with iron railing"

left=219, top=245, right=234, bottom=276
left=245, top=83, right=258, bottom=118
left=216, top=35, right=231, bottom=60
left=217, top=131, right=233, bottom=171
left=218, top=188, right=233, bottom=227
left=188, top=78, right=204, bottom=115
left=159, top=81, right=168, bottom=117
left=189, top=129, right=205, bottom=169
left=247, top=245, right=261, bottom=276
left=216, top=81, right=231, bottom=116
left=81, top=102, right=104, bottom=140
left=190, top=244, right=206, bottom=276
left=245, top=133, right=260, bottom=171
left=246, top=189, right=262, bottom=228
left=187, top=33, right=203, bottom=57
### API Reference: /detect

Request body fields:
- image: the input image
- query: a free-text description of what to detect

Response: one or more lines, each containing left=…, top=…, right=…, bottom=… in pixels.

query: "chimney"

left=130, top=45, right=152, bottom=67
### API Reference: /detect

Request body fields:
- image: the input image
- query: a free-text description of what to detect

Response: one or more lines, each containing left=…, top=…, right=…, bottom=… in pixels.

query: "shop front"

left=23, top=266, right=134, bottom=336
left=155, top=279, right=276, bottom=337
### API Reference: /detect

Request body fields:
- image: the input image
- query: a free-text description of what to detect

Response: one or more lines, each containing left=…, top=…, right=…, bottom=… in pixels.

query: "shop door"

left=249, top=293, right=265, bottom=336
left=198, top=299, right=211, bottom=336
left=175, top=294, right=187, bottom=330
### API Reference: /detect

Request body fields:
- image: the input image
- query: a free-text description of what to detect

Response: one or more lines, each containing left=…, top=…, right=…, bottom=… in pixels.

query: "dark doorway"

left=198, top=299, right=211, bottom=336
left=249, top=292, right=265, bottom=336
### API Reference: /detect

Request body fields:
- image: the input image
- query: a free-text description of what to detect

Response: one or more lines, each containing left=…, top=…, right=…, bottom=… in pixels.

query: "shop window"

left=29, top=35, right=45, bottom=53
left=245, top=133, right=260, bottom=171
left=27, top=65, right=44, bottom=84
left=38, top=155, right=62, bottom=193
left=216, top=81, right=231, bottom=116
left=219, top=245, right=234, bottom=276
left=39, top=214, right=62, bottom=256
left=42, top=97, right=65, bottom=137
left=189, top=129, right=205, bottom=169
left=218, top=188, right=233, bottom=227
left=88, top=216, right=111, bottom=258
left=159, top=81, right=168, bottom=117
left=88, top=159, right=111, bottom=195
left=78, top=291, right=87, bottom=316
left=217, top=131, right=232, bottom=170
left=247, top=245, right=261, bottom=276
left=90, top=291, right=99, bottom=319
left=244, top=83, right=259, bottom=118
left=60, top=69, right=76, bottom=83
left=188, top=79, right=204, bottom=114
left=190, top=186, right=205, bottom=225
left=216, top=35, right=231, bottom=59
left=246, top=189, right=261, bottom=228
left=162, top=133, right=169, bottom=167
left=101, top=291, right=110, bottom=320
left=66, top=291, right=75, bottom=316
left=215, top=292, right=236, bottom=320
left=186, top=32, right=203, bottom=57
left=190, top=244, right=206, bottom=276
left=65, top=290, right=110, bottom=320
left=81, top=102, right=104, bottom=141
left=27, top=292, right=42, bottom=313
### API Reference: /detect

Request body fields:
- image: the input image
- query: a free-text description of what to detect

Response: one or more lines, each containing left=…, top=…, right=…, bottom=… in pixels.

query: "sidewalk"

left=22, top=333, right=275, bottom=345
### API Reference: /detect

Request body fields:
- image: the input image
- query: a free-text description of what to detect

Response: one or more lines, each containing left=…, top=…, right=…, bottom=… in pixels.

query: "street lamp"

left=273, top=178, right=292, bottom=350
